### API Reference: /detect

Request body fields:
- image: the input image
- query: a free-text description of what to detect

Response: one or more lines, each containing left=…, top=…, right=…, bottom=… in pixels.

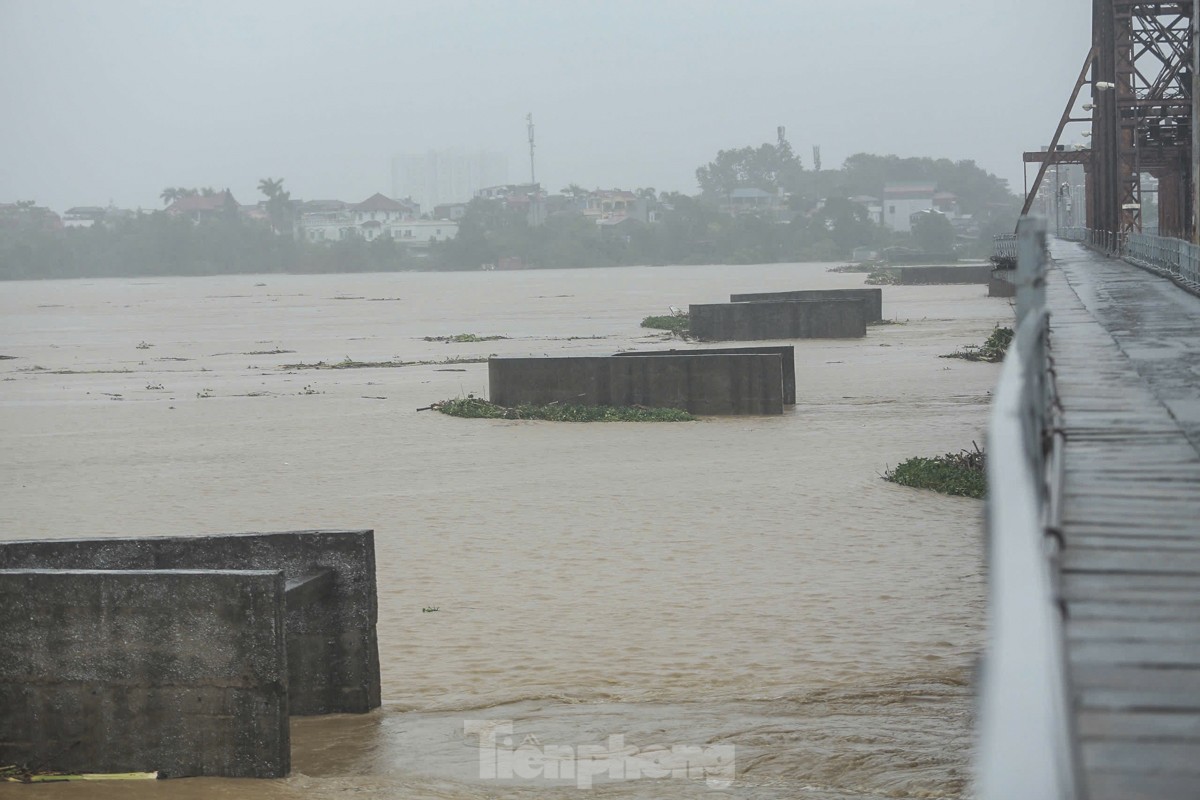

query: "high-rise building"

left=391, top=149, right=508, bottom=214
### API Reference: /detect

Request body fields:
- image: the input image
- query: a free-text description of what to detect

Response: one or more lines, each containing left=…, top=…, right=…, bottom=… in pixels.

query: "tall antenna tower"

left=526, top=113, right=536, bottom=185
left=813, top=145, right=822, bottom=172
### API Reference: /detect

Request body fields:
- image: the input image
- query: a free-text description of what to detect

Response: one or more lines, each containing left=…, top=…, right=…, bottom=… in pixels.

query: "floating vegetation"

left=422, top=606, right=440, bottom=613
left=640, top=313, right=690, bottom=333
left=884, top=443, right=987, bottom=499
left=146, top=383, right=164, bottom=390
left=18, top=366, right=133, bottom=375
left=282, top=355, right=490, bottom=370
left=299, top=384, right=322, bottom=395
left=867, top=318, right=905, bottom=326
left=136, top=341, right=153, bottom=350
left=1, top=764, right=158, bottom=783
left=331, top=295, right=365, bottom=300
left=196, top=388, right=213, bottom=398
left=0, top=355, right=16, bottom=360
left=864, top=268, right=900, bottom=285
left=432, top=396, right=695, bottom=422
left=423, top=333, right=509, bottom=343
left=243, top=349, right=294, bottom=356
left=826, top=263, right=877, bottom=273
left=941, top=326, right=1014, bottom=363
left=368, top=297, right=404, bottom=301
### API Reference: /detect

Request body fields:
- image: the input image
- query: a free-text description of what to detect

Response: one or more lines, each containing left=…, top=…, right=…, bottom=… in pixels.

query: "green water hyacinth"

left=435, top=397, right=695, bottom=422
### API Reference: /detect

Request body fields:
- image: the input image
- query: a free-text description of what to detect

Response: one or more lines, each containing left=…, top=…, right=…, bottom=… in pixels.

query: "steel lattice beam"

left=1092, top=1, right=1194, bottom=239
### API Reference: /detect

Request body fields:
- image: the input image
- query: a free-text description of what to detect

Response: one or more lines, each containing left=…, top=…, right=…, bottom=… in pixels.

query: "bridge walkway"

left=1048, top=240, right=1200, bottom=799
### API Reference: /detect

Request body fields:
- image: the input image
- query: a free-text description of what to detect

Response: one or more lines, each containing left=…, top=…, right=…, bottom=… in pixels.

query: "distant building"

left=476, top=183, right=540, bottom=201
left=295, top=193, right=452, bottom=245
left=432, top=203, right=468, bottom=221
left=387, top=219, right=458, bottom=245
left=62, top=206, right=107, bottom=228
left=581, top=189, right=651, bottom=225
left=477, top=183, right=547, bottom=226
left=849, top=195, right=884, bottom=227
left=351, top=193, right=418, bottom=226
left=716, top=187, right=788, bottom=220
left=882, top=183, right=959, bottom=233
left=166, top=191, right=239, bottom=223
left=392, top=149, right=508, bottom=213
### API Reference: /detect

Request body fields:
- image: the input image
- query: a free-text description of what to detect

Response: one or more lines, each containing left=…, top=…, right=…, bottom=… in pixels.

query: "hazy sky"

left=2, top=0, right=1093, bottom=211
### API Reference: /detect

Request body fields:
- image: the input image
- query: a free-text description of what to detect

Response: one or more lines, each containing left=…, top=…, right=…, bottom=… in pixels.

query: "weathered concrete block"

left=612, top=346, right=795, bottom=405
left=688, top=300, right=866, bottom=341
left=488, top=353, right=785, bottom=414
left=729, top=289, right=883, bottom=323
left=0, top=530, right=379, bottom=716
left=988, top=266, right=1016, bottom=297
left=0, top=569, right=289, bottom=778
left=895, top=265, right=992, bottom=285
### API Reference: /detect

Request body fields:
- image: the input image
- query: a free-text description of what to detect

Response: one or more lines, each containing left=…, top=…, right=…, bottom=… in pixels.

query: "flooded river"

left=0, top=262, right=1005, bottom=799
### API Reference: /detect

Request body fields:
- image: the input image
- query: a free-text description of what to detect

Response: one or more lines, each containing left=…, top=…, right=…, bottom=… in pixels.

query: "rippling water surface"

left=0, top=262, right=1006, bottom=798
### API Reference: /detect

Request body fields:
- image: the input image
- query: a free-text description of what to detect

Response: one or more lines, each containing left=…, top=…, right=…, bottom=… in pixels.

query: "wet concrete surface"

left=1050, top=239, right=1200, bottom=458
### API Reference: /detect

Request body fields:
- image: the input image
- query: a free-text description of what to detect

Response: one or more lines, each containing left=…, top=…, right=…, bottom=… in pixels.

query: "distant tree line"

left=0, top=213, right=420, bottom=280
left=1, top=148, right=1019, bottom=280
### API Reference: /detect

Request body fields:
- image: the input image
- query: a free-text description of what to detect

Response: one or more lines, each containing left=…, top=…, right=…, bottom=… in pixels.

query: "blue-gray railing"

left=1124, top=233, right=1200, bottom=288
left=1060, top=227, right=1200, bottom=291
left=974, top=216, right=1080, bottom=800
left=993, top=233, right=1018, bottom=261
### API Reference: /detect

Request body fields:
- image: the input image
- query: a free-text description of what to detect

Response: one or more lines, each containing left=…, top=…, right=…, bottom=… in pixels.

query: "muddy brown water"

left=0, top=262, right=1004, bottom=799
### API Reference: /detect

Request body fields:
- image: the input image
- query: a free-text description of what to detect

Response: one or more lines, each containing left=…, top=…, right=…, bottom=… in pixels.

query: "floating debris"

left=422, top=333, right=508, bottom=343
left=430, top=396, right=695, bottom=422
left=640, top=313, right=689, bottom=333
left=941, top=327, right=1014, bottom=363
left=883, top=442, right=986, bottom=499
left=283, top=355, right=490, bottom=370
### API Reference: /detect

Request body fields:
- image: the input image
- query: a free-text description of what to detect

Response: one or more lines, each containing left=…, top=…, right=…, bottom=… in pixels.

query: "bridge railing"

left=992, top=233, right=1018, bottom=262
left=1124, top=232, right=1200, bottom=288
left=974, top=216, right=1080, bottom=800
left=1059, top=228, right=1200, bottom=290
left=1059, top=226, right=1122, bottom=255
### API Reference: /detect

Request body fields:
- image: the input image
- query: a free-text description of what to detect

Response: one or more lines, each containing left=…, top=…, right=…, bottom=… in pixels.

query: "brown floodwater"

left=0, top=262, right=1005, bottom=799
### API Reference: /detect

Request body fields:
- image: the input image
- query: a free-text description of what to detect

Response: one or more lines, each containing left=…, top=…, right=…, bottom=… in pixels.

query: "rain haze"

left=2, top=2, right=1108, bottom=799
left=2, top=0, right=1092, bottom=210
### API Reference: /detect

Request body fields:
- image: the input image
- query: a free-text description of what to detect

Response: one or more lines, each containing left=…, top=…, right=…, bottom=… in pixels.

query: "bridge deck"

left=1048, top=240, right=1200, bottom=799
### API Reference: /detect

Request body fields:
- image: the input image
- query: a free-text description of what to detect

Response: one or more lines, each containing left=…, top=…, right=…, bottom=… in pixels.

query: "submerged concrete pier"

left=688, top=299, right=866, bottom=341
left=613, top=345, right=795, bottom=405
left=0, top=529, right=380, bottom=779
left=489, top=352, right=787, bottom=415
left=729, top=288, right=883, bottom=323
left=894, top=264, right=992, bottom=285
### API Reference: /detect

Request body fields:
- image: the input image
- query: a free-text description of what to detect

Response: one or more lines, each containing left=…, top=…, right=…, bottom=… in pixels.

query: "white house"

left=297, top=194, right=436, bottom=244
left=882, top=183, right=935, bottom=232
left=62, top=206, right=106, bottom=228
left=882, top=183, right=960, bottom=232
left=384, top=219, right=458, bottom=245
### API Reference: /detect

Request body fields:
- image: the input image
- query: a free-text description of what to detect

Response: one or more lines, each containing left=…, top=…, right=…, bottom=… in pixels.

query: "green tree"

left=695, top=135, right=802, bottom=198
left=806, top=197, right=882, bottom=257
left=912, top=211, right=956, bottom=253
left=257, top=177, right=292, bottom=235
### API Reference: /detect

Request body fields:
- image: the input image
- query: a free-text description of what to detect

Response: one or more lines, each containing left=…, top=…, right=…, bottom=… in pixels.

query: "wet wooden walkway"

left=1047, top=240, right=1200, bottom=800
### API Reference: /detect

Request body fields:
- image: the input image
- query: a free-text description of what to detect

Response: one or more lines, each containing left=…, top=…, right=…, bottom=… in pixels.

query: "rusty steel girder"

left=1093, top=1, right=1194, bottom=238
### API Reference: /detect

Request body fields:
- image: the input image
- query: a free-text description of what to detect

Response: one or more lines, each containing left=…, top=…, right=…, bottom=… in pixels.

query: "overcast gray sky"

left=1, top=0, right=1093, bottom=211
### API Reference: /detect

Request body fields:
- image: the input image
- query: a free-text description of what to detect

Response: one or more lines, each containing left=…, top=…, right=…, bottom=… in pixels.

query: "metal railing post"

left=1017, top=216, right=1048, bottom=327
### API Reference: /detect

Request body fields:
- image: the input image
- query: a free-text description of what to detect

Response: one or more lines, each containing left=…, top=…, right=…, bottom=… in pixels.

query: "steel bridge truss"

left=1024, top=2, right=1195, bottom=240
